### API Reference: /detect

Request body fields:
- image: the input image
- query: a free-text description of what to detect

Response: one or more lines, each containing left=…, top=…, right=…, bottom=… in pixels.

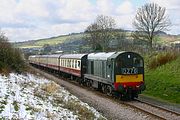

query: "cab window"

left=133, top=58, right=143, bottom=67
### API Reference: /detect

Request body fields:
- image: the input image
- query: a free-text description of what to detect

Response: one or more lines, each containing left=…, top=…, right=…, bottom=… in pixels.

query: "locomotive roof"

left=108, top=51, right=143, bottom=60
left=88, top=51, right=127, bottom=60
left=88, top=52, right=115, bottom=60
left=60, top=54, right=87, bottom=59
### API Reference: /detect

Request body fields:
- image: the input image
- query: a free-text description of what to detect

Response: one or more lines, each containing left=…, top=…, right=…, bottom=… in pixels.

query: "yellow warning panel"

left=116, top=74, right=143, bottom=83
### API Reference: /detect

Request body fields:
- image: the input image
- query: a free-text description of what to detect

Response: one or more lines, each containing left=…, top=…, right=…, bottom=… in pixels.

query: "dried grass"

left=148, top=51, right=178, bottom=69
left=41, top=82, right=59, bottom=94
left=65, top=100, right=95, bottom=120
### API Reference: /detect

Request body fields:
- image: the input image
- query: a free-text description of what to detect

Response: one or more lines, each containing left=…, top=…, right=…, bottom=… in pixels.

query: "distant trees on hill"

left=85, top=15, right=126, bottom=52
left=0, top=31, right=25, bottom=73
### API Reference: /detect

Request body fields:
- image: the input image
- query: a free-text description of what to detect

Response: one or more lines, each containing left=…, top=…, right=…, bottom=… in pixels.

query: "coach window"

left=68, top=59, right=70, bottom=67
left=77, top=60, right=81, bottom=69
left=72, top=60, right=74, bottom=68
left=69, top=59, right=71, bottom=68
left=67, top=59, right=69, bottom=67
left=66, top=59, right=67, bottom=67
left=64, top=59, right=65, bottom=67
left=75, top=60, right=77, bottom=69
left=71, top=59, right=73, bottom=68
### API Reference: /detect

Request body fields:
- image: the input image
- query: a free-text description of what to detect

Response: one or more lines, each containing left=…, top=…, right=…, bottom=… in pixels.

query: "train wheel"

left=107, top=85, right=112, bottom=96
left=120, top=94, right=124, bottom=100
left=102, top=85, right=106, bottom=93
left=126, top=89, right=133, bottom=100
left=87, top=80, right=92, bottom=87
left=131, top=91, right=138, bottom=100
left=70, top=75, right=73, bottom=80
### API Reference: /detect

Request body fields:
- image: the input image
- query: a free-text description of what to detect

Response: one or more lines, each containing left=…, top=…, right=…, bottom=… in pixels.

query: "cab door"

left=106, top=59, right=114, bottom=82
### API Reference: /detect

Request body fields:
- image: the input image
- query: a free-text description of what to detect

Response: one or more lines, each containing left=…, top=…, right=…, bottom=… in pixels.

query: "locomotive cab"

left=113, top=52, right=145, bottom=99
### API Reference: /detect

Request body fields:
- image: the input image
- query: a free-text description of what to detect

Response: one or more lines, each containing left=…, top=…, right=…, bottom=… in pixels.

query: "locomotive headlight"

left=128, top=55, right=131, bottom=58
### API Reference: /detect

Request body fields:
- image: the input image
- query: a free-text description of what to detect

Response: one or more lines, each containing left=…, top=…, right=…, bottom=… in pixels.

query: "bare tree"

left=85, top=23, right=102, bottom=51
left=85, top=15, right=116, bottom=52
left=132, top=3, right=171, bottom=49
left=96, top=15, right=116, bottom=51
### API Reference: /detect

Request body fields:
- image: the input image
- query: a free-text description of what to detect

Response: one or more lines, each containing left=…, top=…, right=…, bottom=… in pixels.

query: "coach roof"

left=60, top=54, right=87, bottom=59
left=47, top=54, right=62, bottom=58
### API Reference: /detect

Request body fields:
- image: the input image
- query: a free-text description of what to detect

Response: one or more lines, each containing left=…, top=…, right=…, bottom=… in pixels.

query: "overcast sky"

left=0, top=0, right=180, bottom=42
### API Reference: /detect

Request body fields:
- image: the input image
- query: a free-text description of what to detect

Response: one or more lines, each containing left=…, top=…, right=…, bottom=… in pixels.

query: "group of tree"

left=85, top=15, right=126, bottom=52
left=85, top=3, right=171, bottom=52
left=0, top=31, right=25, bottom=73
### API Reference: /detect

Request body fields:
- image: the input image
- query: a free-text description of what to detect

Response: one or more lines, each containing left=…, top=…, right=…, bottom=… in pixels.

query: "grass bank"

left=143, top=54, right=180, bottom=104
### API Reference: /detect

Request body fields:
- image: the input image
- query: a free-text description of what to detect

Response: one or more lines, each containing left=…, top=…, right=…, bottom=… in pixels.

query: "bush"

left=0, top=32, right=25, bottom=73
left=147, top=51, right=178, bottom=70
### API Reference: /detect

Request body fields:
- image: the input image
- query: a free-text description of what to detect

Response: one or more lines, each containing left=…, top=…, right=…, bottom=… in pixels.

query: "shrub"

left=148, top=51, right=178, bottom=70
left=0, top=32, right=25, bottom=73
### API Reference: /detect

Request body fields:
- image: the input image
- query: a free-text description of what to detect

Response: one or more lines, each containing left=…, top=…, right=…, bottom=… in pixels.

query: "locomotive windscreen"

left=115, top=53, right=144, bottom=75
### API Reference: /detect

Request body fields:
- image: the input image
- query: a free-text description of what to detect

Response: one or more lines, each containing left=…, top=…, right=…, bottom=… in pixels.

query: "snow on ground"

left=0, top=73, right=106, bottom=120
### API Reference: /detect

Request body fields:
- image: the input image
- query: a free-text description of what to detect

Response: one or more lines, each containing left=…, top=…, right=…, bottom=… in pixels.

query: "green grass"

left=143, top=56, right=180, bottom=103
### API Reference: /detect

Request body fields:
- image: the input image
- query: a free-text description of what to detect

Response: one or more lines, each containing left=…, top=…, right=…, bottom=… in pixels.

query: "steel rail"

left=135, top=98, right=180, bottom=116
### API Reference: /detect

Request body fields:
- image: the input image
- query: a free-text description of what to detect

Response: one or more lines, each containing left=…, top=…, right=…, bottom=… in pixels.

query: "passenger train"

left=29, top=52, right=145, bottom=100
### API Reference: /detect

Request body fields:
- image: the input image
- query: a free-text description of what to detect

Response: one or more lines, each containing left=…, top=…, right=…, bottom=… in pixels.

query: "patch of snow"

left=0, top=73, right=106, bottom=120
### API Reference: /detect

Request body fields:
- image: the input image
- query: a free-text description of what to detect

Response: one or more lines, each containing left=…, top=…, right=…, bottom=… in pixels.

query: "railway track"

left=121, top=98, right=180, bottom=120
left=135, top=98, right=180, bottom=116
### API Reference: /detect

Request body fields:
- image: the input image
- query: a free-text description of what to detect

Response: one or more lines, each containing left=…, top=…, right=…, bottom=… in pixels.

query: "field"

left=15, top=33, right=84, bottom=48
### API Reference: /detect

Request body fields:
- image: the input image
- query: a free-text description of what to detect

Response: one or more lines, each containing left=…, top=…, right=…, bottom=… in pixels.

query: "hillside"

left=15, top=31, right=180, bottom=54
left=15, top=33, right=84, bottom=49
left=144, top=56, right=180, bottom=103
